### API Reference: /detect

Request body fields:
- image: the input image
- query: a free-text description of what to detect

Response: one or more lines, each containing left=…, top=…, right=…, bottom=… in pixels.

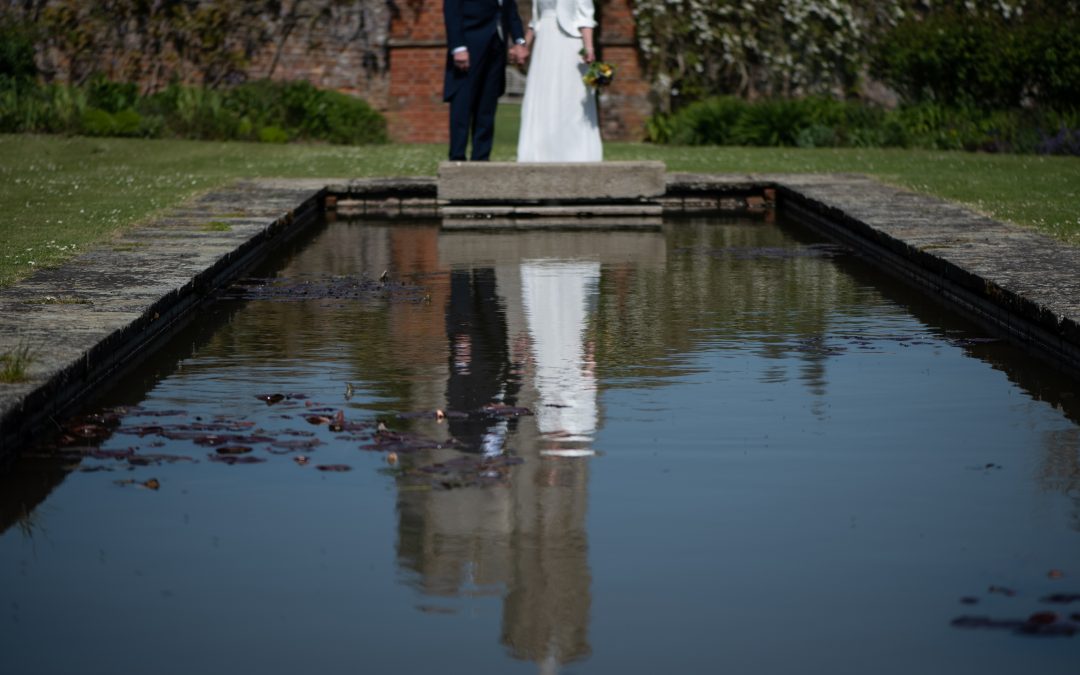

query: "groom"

left=443, top=0, right=528, bottom=161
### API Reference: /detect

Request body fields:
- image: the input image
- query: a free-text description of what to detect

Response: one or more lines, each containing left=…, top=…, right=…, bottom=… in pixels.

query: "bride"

left=516, top=0, right=602, bottom=162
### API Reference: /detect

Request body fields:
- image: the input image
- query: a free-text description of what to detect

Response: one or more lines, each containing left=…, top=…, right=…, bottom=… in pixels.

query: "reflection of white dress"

left=516, top=0, right=602, bottom=162
left=521, top=260, right=600, bottom=443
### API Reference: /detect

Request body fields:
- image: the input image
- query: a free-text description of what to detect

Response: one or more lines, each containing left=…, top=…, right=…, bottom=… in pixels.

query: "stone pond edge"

left=1, top=172, right=1078, bottom=460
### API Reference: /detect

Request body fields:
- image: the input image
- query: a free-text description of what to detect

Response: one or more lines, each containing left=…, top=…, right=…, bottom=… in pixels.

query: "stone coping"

left=2, top=172, right=1079, bottom=459
left=437, top=161, right=666, bottom=202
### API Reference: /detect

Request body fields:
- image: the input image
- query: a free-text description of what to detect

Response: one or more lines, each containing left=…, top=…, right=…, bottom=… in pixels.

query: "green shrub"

left=257, top=125, right=289, bottom=143
left=86, top=76, right=139, bottom=113
left=644, top=113, right=675, bottom=144
left=225, top=79, right=387, bottom=144
left=665, top=97, right=747, bottom=145
left=313, top=89, right=387, bottom=144
left=1027, top=17, right=1080, bottom=109
left=0, top=18, right=38, bottom=90
left=795, top=124, right=838, bottom=149
left=112, top=107, right=145, bottom=137
left=80, top=107, right=116, bottom=136
left=731, top=100, right=811, bottom=146
left=1, top=75, right=388, bottom=144
left=648, top=94, right=1079, bottom=155
left=874, top=12, right=1080, bottom=110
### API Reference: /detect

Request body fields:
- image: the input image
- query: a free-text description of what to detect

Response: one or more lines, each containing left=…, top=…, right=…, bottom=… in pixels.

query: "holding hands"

left=509, top=42, right=530, bottom=66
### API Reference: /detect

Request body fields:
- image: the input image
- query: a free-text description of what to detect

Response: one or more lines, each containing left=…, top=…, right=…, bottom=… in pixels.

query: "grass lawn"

left=1, top=103, right=1078, bottom=287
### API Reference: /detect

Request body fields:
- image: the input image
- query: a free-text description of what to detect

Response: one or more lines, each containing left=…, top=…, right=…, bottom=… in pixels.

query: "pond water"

left=2, top=215, right=1079, bottom=675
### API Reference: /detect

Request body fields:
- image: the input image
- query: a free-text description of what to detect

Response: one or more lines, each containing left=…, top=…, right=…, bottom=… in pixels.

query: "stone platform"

left=437, top=160, right=667, bottom=226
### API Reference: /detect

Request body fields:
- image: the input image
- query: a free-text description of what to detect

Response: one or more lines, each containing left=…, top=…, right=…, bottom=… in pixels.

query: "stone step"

left=437, top=161, right=666, bottom=203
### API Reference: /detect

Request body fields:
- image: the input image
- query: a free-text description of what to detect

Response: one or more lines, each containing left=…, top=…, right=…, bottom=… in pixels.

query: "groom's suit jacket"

left=443, top=0, right=525, bottom=102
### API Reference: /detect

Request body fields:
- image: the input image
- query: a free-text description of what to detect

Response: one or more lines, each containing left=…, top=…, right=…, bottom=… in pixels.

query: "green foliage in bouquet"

left=581, top=55, right=615, bottom=89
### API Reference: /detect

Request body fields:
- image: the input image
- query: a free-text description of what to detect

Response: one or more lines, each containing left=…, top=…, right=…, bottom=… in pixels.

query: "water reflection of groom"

left=445, top=268, right=521, bottom=451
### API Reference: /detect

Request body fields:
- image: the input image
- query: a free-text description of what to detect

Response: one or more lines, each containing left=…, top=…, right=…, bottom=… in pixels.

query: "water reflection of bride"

left=521, top=260, right=601, bottom=456
left=395, top=256, right=602, bottom=672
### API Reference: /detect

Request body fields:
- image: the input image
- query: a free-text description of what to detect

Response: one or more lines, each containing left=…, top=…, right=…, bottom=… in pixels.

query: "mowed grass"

left=1, top=104, right=1078, bottom=287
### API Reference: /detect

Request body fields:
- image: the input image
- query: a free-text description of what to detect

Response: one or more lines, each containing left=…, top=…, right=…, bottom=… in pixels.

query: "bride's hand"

left=582, top=47, right=595, bottom=64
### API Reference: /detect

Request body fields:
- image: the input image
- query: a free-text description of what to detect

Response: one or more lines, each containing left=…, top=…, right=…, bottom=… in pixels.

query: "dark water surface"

left=3, top=216, right=1079, bottom=674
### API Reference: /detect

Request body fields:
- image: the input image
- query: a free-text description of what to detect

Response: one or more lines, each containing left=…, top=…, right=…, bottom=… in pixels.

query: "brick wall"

left=386, top=0, right=651, bottom=143
left=595, top=0, right=651, bottom=141
left=21, top=0, right=649, bottom=144
left=249, top=2, right=391, bottom=108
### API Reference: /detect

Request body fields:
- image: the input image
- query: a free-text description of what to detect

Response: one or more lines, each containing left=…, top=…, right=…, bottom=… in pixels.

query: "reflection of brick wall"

left=387, top=0, right=650, bottom=143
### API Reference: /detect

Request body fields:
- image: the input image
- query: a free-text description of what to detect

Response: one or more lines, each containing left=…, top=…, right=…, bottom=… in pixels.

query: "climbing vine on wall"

left=630, top=0, right=1078, bottom=112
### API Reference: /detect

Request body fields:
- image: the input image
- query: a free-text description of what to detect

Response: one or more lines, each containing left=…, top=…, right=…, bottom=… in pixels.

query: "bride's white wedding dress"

left=516, top=0, right=602, bottom=162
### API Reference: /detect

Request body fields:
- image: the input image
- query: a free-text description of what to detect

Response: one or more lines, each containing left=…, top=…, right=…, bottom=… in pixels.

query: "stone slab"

left=437, top=161, right=666, bottom=202
left=441, top=204, right=663, bottom=218
left=0, top=179, right=330, bottom=458
left=441, top=216, right=663, bottom=230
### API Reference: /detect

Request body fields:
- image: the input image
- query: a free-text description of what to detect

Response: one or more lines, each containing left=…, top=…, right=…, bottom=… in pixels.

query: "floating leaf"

left=269, top=438, right=322, bottom=451
left=137, top=453, right=195, bottom=464
left=208, top=455, right=266, bottom=465
left=90, top=448, right=136, bottom=460
left=69, top=423, right=110, bottom=440
left=1027, top=611, right=1058, bottom=625
left=988, top=585, right=1018, bottom=597
left=192, top=433, right=274, bottom=446
left=316, top=464, right=351, bottom=472
left=126, top=409, right=187, bottom=417
left=113, top=477, right=162, bottom=490
left=1041, top=593, right=1080, bottom=604
left=952, top=613, right=1079, bottom=637
left=328, top=410, right=346, bottom=432
left=215, top=445, right=253, bottom=455
left=117, top=425, right=166, bottom=437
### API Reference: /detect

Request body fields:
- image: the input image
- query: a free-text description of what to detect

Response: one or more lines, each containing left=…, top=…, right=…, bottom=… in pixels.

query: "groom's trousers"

left=447, top=35, right=506, bottom=161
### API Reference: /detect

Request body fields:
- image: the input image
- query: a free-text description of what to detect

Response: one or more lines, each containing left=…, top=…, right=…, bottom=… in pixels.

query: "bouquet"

left=580, top=51, right=615, bottom=89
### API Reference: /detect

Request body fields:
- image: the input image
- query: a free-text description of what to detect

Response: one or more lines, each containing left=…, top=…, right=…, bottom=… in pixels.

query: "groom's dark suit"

left=443, top=0, right=525, bottom=161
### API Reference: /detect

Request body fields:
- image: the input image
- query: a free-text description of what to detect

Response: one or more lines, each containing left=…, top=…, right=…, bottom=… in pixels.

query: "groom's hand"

left=453, top=49, right=469, bottom=71
left=509, top=44, right=529, bottom=65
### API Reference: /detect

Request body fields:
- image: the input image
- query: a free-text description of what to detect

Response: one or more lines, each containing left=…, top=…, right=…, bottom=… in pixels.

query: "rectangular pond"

left=2, top=214, right=1079, bottom=674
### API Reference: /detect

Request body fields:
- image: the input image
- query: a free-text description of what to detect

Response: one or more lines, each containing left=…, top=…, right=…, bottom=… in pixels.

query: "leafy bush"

left=80, top=108, right=116, bottom=136
left=0, top=76, right=386, bottom=145
left=86, top=77, right=140, bottom=114
left=257, top=125, right=290, bottom=143
left=0, top=18, right=37, bottom=90
left=874, top=11, right=1080, bottom=110
left=661, top=97, right=747, bottom=145
left=655, top=96, right=893, bottom=148
left=731, top=100, right=812, bottom=146
left=225, top=80, right=387, bottom=144
left=649, top=95, right=1080, bottom=155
